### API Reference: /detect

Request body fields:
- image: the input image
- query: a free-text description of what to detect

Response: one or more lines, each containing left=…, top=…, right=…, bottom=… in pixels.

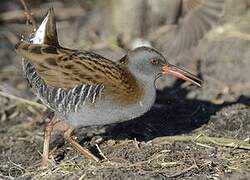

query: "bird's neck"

left=124, top=65, right=157, bottom=103
left=127, top=68, right=157, bottom=110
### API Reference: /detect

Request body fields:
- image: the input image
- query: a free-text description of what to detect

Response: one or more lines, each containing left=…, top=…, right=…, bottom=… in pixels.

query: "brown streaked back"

left=16, top=41, right=143, bottom=104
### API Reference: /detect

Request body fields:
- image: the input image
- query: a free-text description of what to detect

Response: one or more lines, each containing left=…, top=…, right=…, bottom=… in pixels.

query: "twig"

left=0, top=91, right=47, bottom=111
left=19, top=0, right=37, bottom=29
left=78, top=174, right=86, bottom=180
left=195, top=142, right=214, bottom=149
left=151, top=134, right=250, bottom=150
left=166, top=164, right=198, bottom=178
left=95, top=144, right=108, bottom=160
left=8, top=157, right=26, bottom=172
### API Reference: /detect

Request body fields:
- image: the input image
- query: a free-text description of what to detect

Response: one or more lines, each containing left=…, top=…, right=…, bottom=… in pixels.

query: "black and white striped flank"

left=22, top=60, right=104, bottom=114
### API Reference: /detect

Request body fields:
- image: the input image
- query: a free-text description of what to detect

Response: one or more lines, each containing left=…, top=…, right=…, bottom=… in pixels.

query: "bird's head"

left=121, top=47, right=202, bottom=87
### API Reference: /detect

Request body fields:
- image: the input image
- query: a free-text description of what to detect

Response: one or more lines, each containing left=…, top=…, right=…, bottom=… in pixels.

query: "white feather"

left=30, top=13, right=49, bottom=44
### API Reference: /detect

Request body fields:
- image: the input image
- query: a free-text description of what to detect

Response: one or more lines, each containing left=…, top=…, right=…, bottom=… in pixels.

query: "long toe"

left=67, top=137, right=100, bottom=162
left=63, top=127, right=99, bottom=162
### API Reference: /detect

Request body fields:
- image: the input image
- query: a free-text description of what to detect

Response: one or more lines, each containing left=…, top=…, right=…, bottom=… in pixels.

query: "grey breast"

left=22, top=60, right=104, bottom=115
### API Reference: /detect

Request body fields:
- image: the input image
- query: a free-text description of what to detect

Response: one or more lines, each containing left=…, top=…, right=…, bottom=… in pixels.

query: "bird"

left=15, top=8, right=202, bottom=167
left=149, top=0, right=225, bottom=58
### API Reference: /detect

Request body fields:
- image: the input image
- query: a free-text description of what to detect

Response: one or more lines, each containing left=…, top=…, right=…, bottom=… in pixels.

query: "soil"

left=0, top=1, right=250, bottom=179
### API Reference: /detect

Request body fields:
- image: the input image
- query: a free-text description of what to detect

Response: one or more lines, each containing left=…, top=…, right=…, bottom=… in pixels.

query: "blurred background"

left=1, top=0, right=250, bottom=179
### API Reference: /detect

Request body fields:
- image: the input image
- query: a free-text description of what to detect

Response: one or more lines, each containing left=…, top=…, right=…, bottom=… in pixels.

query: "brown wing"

left=16, top=42, right=142, bottom=103
left=16, top=41, right=127, bottom=88
left=15, top=41, right=88, bottom=88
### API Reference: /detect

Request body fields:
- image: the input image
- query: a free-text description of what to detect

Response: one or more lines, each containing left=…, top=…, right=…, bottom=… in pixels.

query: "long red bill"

left=162, top=64, right=202, bottom=87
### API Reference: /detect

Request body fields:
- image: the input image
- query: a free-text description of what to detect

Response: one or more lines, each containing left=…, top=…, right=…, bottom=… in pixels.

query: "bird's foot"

left=64, top=127, right=100, bottom=162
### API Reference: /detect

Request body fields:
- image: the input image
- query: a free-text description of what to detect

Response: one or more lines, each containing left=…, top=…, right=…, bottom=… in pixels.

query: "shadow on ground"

left=98, top=80, right=250, bottom=141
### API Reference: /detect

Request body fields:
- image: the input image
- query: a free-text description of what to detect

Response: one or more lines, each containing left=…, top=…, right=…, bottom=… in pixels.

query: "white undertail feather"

left=30, top=13, right=49, bottom=44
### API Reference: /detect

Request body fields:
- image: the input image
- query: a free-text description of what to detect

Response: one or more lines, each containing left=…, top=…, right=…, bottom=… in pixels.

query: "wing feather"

left=16, top=41, right=142, bottom=105
left=153, top=0, right=225, bottom=58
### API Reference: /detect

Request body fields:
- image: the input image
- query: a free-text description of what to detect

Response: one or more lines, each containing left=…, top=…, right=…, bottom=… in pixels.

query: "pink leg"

left=64, top=127, right=99, bottom=162
left=41, top=116, right=60, bottom=168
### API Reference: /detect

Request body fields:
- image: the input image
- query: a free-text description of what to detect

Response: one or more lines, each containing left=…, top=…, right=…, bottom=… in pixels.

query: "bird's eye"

left=150, top=59, right=159, bottom=65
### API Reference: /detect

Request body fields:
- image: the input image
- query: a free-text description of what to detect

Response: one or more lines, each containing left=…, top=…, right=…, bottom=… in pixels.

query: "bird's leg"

left=64, top=127, right=99, bottom=162
left=41, top=115, right=61, bottom=168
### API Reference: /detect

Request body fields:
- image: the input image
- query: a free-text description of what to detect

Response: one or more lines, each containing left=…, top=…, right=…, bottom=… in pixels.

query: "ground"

left=0, top=0, right=250, bottom=179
